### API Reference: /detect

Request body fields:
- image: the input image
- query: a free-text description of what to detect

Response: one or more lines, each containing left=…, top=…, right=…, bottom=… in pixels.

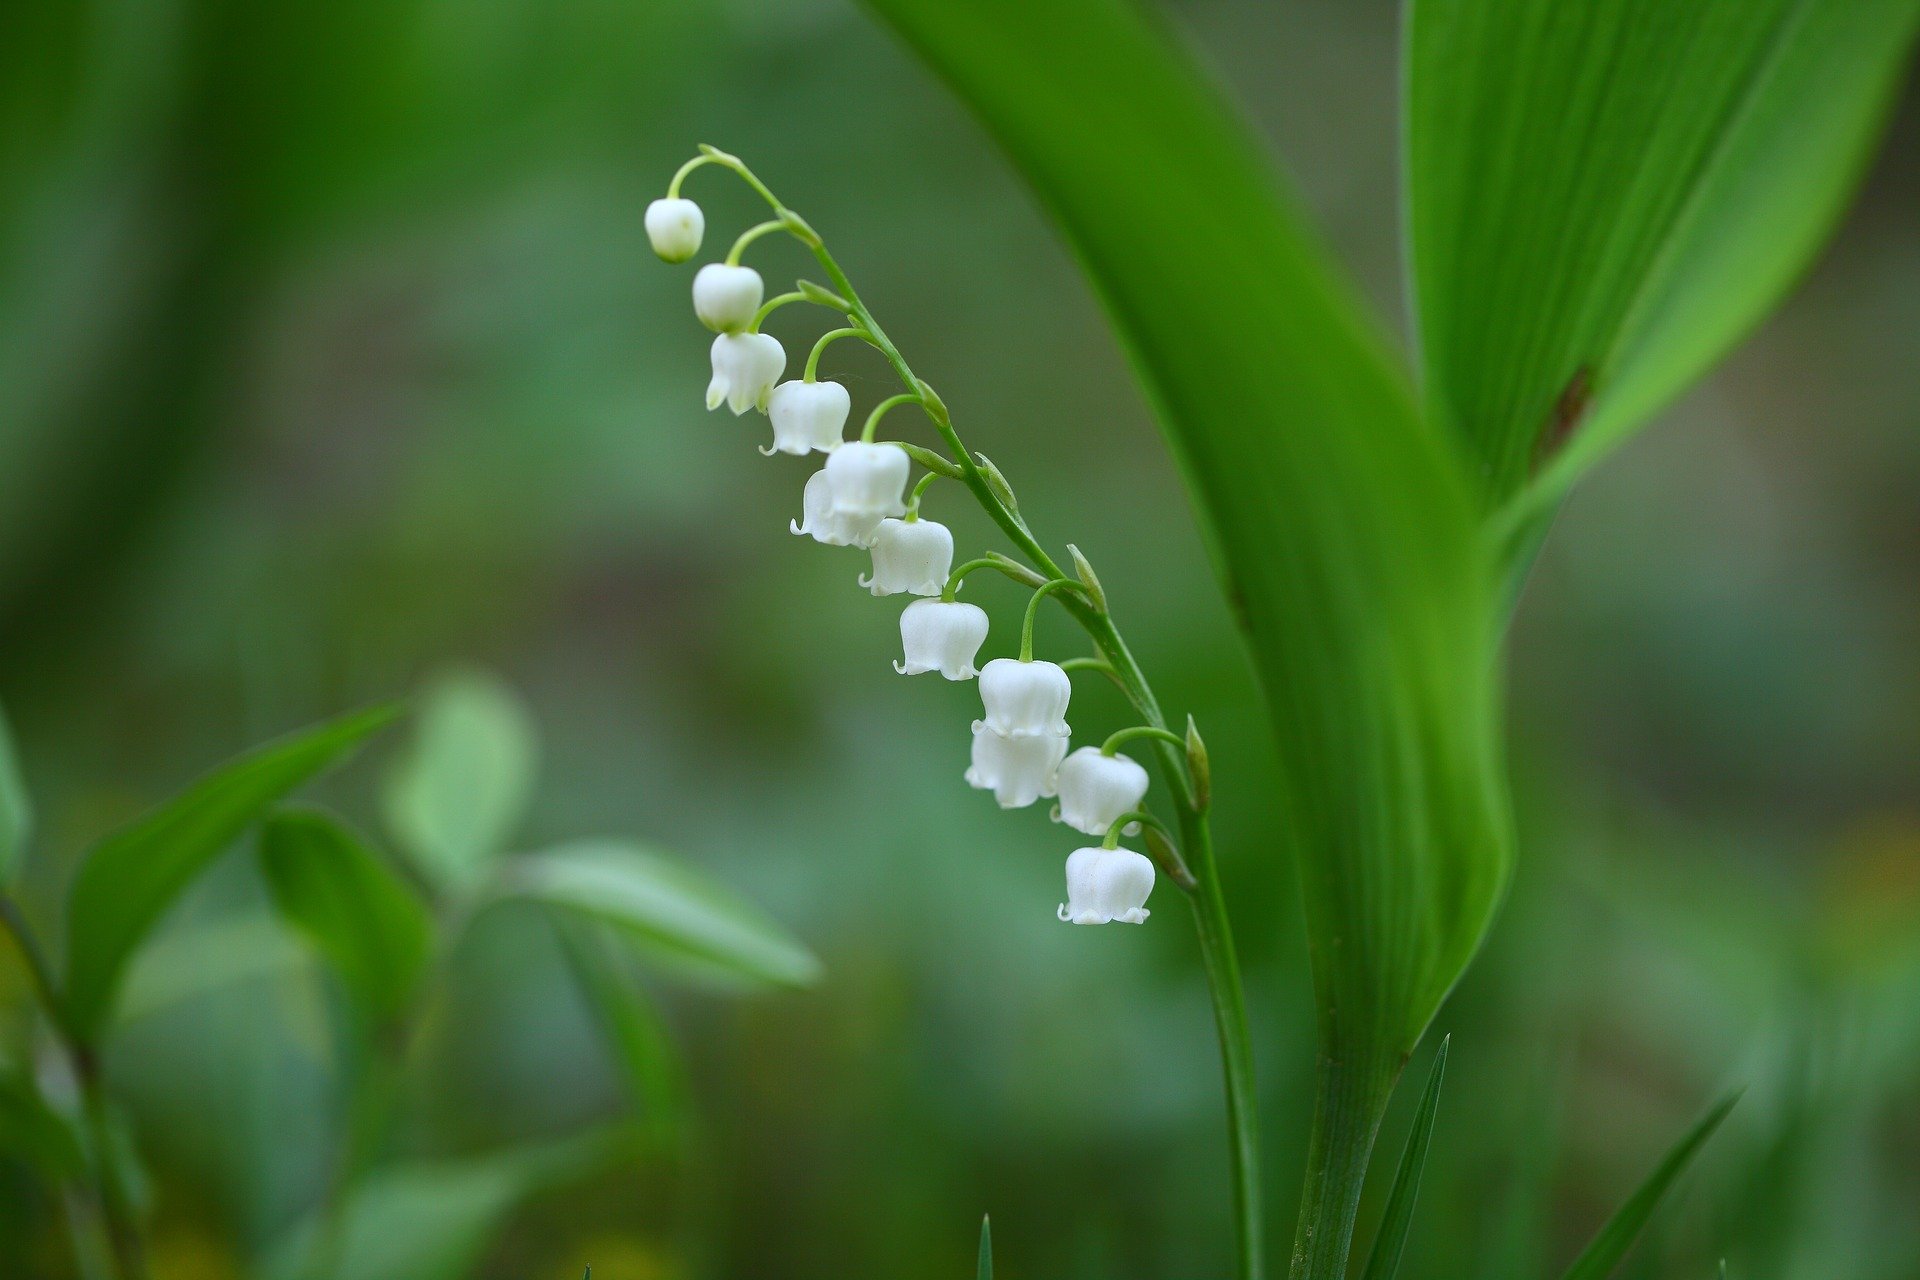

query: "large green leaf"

left=258, top=807, right=434, bottom=1022
left=1407, top=0, right=1920, bottom=508
left=0, top=703, right=29, bottom=883
left=500, top=840, right=821, bottom=989
left=62, top=705, right=397, bottom=1042
left=859, top=0, right=1513, bottom=1273
left=382, top=668, right=538, bottom=896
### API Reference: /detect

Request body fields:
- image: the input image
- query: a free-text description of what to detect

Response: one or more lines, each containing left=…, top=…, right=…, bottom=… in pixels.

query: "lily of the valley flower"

left=965, top=724, right=1067, bottom=809
left=976, top=657, right=1071, bottom=738
left=860, top=519, right=953, bottom=597
left=707, top=332, right=785, bottom=415
left=693, top=263, right=764, bottom=333
left=895, top=599, right=989, bottom=679
left=791, top=467, right=884, bottom=547
left=824, top=442, right=910, bottom=517
left=645, top=198, right=704, bottom=263
left=1052, top=747, right=1150, bottom=836
left=1058, top=845, right=1155, bottom=924
left=765, top=380, right=849, bottom=455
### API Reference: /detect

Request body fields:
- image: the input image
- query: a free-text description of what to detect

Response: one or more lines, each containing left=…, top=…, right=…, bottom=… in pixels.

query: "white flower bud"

left=859, top=518, right=953, bottom=597
left=976, top=657, right=1071, bottom=738
left=692, top=263, right=764, bottom=333
left=790, top=467, right=883, bottom=547
left=645, top=198, right=704, bottom=263
left=1052, top=747, right=1150, bottom=836
left=964, top=724, right=1066, bottom=809
left=707, top=331, right=785, bottom=415
left=1057, top=845, right=1155, bottom=925
left=765, top=380, right=849, bottom=455
left=894, top=599, right=988, bottom=679
left=823, top=442, right=909, bottom=517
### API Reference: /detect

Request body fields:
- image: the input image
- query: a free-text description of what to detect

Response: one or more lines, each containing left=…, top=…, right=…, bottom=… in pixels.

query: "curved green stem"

left=903, top=471, right=942, bottom=521
left=726, top=219, right=787, bottom=267
left=751, top=292, right=809, bottom=331
left=805, top=326, right=876, bottom=381
left=1101, top=725, right=1188, bottom=757
left=693, top=150, right=1263, bottom=1280
left=1019, top=578, right=1090, bottom=661
left=861, top=392, right=924, bottom=443
left=666, top=153, right=719, bottom=198
left=1101, top=809, right=1169, bottom=849
left=942, top=556, right=1033, bottom=602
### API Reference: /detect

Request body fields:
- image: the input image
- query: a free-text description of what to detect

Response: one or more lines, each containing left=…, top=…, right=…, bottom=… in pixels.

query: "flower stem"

left=861, top=392, right=924, bottom=443
left=750, top=292, right=811, bottom=331
left=1019, top=579, right=1088, bottom=661
left=903, top=471, right=942, bottom=520
left=725, top=219, right=786, bottom=267
left=697, top=151, right=1264, bottom=1280
left=1101, top=724, right=1188, bottom=757
left=804, top=326, right=877, bottom=381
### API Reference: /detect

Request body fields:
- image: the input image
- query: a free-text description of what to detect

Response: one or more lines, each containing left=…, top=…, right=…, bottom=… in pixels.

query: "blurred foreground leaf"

left=1407, top=0, right=1920, bottom=509
left=0, top=1060, right=85, bottom=1180
left=0, top=704, right=28, bottom=883
left=63, top=705, right=397, bottom=1042
left=1560, top=1091, right=1741, bottom=1280
left=501, top=841, right=821, bottom=989
left=1359, top=1036, right=1449, bottom=1280
left=862, top=1, right=1512, bottom=1273
left=262, top=1129, right=621, bottom=1280
left=259, top=807, right=433, bottom=1022
left=115, top=912, right=309, bottom=1025
left=383, top=668, right=537, bottom=896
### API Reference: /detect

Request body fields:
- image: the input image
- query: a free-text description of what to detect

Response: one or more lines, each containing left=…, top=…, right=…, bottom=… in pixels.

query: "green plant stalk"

left=1289, top=1049, right=1398, bottom=1280
left=0, top=893, right=148, bottom=1280
left=689, top=147, right=1264, bottom=1280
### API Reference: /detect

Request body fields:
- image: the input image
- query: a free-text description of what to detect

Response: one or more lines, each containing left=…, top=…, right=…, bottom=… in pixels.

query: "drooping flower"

left=707, top=332, right=785, bottom=415
left=765, top=380, right=849, bottom=455
left=645, top=198, right=704, bottom=263
left=860, top=519, right=953, bottom=597
left=791, top=467, right=883, bottom=547
left=1052, top=747, right=1150, bottom=836
left=823, top=442, right=910, bottom=517
left=976, top=657, right=1071, bottom=738
left=965, top=724, right=1067, bottom=809
left=1058, top=845, right=1155, bottom=925
left=693, top=263, right=764, bottom=333
left=894, top=599, right=989, bottom=679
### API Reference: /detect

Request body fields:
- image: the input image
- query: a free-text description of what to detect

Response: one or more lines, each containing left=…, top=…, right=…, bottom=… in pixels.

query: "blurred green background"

left=3, top=0, right=1918, bottom=1276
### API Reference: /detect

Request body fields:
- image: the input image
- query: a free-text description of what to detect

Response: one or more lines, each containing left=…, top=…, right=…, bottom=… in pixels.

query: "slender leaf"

left=1359, top=1036, right=1450, bottom=1280
left=499, top=840, right=821, bottom=989
left=1560, top=1091, right=1741, bottom=1280
left=978, top=1214, right=992, bottom=1280
left=1407, top=0, right=1920, bottom=507
left=258, top=807, right=433, bottom=1021
left=0, top=703, right=30, bottom=883
left=261, top=1130, right=620, bottom=1280
left=859, top=1, right=1513, bottom=1271
left=550, top=914, right=686, bottom=1149
left=382, top=667, right=537, bottom=895
left=63, top=705, right=397, bottom=1041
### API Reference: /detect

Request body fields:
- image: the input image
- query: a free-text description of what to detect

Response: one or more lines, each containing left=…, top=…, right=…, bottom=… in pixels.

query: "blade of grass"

left=1359, top=1036, right=1450, bottom=1280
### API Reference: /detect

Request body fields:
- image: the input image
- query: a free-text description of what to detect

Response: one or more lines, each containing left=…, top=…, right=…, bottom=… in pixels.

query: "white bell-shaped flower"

left=765, top=380, right=849, bottom=455
left=1058, top=845, right=1155, bottom=925
left=964, top=724, right=1067, bottom=809
left=894, top=599, right=989, bottom=679
left=1052, top=747, right=1150, bottom=836
left=692, top=263, right=764, bottom=333
left=644, top=198, right=704, bottom=263
left=860, top=518, right=953, bottom=597
left=976, top=657, right=1071, bottom=738
left=707, top=332, right=785, bottom=415
left=791, top=467, right=883, bottom=547
left=823, top=441, right=910, bottom=517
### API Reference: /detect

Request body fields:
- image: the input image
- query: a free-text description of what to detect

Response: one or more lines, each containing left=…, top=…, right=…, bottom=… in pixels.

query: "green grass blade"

left=1560, top=1091, right=1741, bottom=1280
left=978, top=1214, right=992, bottom=1280
left=0, top=703, right=29, bottom=884
left=1359, top=1036, right=1450, bottom=1280
left=62, top=704, right=398, bottom=1042
left=1407, top=0, right=1920, bottom=509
